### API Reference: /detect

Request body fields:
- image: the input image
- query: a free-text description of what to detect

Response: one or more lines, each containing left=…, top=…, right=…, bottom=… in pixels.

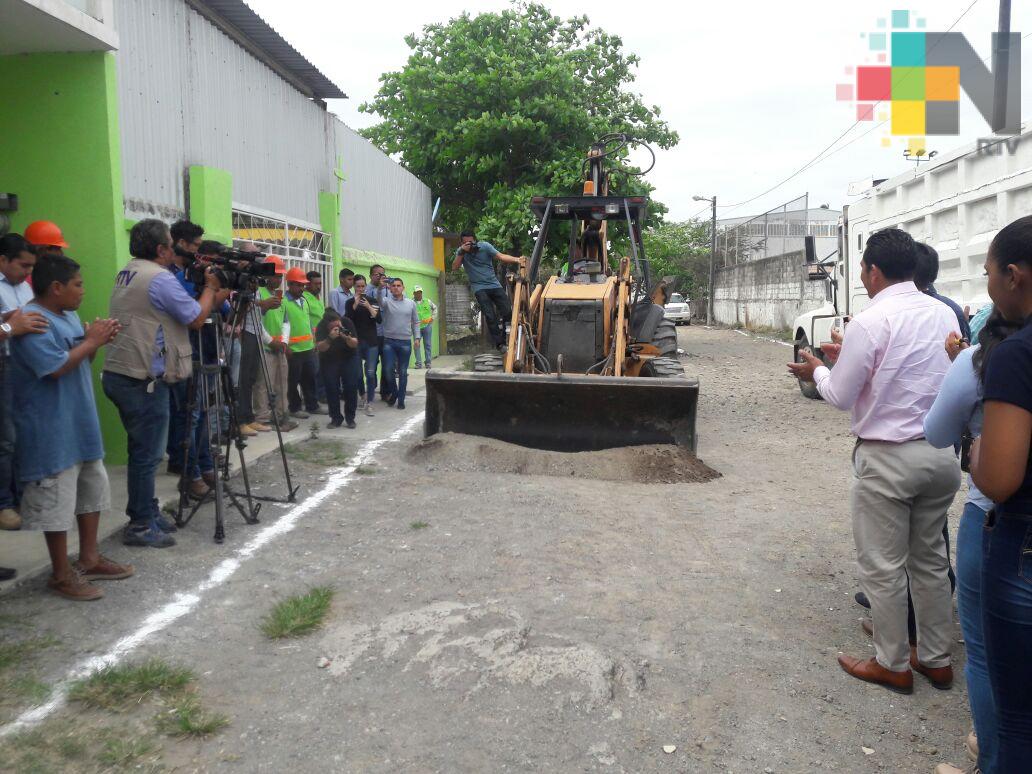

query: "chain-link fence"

left=716, top=194, right=810, bottom=267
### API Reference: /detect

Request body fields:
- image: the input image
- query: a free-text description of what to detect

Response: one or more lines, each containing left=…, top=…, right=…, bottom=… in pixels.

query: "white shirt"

left=0, top=276, right=33, bottom=313
left=814, top=281, right=957, bottom=442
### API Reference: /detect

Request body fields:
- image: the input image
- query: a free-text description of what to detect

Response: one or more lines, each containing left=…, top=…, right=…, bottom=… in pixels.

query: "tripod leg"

left=249, top=303, right=299, bottom=502
left=219, top=353, right=260, bottom=525
left=175, top=375, right=199, bottom=528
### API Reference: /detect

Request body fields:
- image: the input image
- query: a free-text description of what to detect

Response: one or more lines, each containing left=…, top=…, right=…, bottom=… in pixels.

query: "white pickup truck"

left=791, top=126, right=1032, bottom=398
left=663, top=292, right=693, bottom=325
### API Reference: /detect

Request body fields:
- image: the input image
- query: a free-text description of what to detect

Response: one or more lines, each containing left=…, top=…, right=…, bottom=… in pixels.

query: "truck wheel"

left=640, top=356, right=686, bottom=378
left=651, top=317, right=679, bottom=357
left=795, top=334, right=823, bottom=400
left=472, top=353, right=504, bottom=372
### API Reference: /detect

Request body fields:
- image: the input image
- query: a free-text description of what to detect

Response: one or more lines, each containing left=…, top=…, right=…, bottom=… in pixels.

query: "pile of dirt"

left=406, top=433, right=719, bottom=484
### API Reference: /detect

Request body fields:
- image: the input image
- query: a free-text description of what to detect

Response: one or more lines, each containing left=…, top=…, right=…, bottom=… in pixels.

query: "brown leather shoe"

left=910, top=649, right=953, bottom=689
left=48, top=571, right=103, bottom=601
left=75, top=555, right=134, bottom=581
left=838, top=654, right=913, bottom=694
left=183, top=478, right=210, bottom=501
left=201, top=470, right=216, bottom=488
left=861, top=618, right=873, bottom=637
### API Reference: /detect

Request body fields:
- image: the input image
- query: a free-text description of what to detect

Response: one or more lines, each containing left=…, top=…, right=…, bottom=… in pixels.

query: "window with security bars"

left=231, top=210, right=333, bottom=302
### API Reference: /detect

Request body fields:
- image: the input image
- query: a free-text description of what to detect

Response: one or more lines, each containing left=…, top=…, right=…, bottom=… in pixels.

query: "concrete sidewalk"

left=0, top=354, right=464, bottom=595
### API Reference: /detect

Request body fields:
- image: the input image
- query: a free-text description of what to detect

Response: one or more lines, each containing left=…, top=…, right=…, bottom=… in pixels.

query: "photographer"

left=315, top=309, right=359, bottom=429
left=103, top=219, right=226, bottom=549
left=451, top=231, right=525, bottom=351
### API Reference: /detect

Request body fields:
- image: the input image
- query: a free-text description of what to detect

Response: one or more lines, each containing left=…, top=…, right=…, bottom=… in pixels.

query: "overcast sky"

left=247, top=0, right=1030, bottom=222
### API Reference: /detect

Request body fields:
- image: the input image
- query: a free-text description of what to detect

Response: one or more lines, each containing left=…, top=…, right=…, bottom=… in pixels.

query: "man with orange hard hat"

left=24, top=221, right=69, bottom=257
left=282, top=266, right=323, bottom=418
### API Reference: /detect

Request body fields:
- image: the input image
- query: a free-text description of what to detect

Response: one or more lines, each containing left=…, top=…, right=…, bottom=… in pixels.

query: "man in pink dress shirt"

left=789, top=228, right=960, bottom=694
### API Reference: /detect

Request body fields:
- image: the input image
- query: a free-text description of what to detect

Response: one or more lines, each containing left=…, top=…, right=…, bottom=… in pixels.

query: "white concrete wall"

left=712, top=251, right=827, bottom=330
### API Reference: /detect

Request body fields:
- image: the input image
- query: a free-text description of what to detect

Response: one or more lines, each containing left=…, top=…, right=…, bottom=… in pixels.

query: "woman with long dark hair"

left=970, top=214, right=1032, bottom=772
left=924, top=308, right=1020, bottom=774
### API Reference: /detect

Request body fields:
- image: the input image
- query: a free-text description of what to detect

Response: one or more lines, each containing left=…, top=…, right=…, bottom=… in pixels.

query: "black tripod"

left=174, top=284, right=298, bottom=542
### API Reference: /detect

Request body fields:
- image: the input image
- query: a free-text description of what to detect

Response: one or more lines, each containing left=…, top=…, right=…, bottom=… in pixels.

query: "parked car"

left=663, top=293, right=693, bottom=325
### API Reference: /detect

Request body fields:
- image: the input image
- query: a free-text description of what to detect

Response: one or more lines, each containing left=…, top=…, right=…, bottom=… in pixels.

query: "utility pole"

left=992, top=0, right=1012, bottom=133
left=708, top=197, right=717, bottom=325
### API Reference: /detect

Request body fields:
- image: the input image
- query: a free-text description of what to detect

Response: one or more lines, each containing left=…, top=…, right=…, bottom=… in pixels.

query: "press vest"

left=303, top=290, right=325, bottom=332
left=416, top=298, right=434, bottom=326
left=105, top=259, right=193, bottom=383
left=283, top=293, right=314, bottom=353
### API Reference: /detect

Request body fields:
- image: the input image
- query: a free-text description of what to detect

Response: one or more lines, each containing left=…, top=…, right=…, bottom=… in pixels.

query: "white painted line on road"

left=733, top=328, right=793, bottom=348
left=0, top=412, right=427, bottom=738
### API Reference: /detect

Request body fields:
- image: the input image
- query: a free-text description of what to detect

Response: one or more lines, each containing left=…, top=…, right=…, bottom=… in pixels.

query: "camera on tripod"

left=186, top=240, right=279, bottom=291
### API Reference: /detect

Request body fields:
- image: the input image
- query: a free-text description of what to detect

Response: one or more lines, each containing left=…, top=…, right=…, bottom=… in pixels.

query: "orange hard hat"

left=265, top=255, right=287, bottom=274
left=285, top=266, right=309, bottom=284
left=24, top=220, right=69, bottom=248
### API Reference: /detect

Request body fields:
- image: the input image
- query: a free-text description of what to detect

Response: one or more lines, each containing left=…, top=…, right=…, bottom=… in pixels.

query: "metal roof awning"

left=187, top=0, right=347, bottom=100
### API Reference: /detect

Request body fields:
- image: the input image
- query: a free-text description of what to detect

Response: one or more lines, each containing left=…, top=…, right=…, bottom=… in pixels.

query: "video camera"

left=186, top=240, right=279, bottom=292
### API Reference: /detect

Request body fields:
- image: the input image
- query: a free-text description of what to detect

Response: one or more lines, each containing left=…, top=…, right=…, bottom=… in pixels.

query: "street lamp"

left=693, top=195, right=717, bottom=325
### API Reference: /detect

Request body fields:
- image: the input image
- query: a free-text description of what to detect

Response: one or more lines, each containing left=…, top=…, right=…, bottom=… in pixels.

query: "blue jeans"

left=321, top=355, right=359, bottom=424
left=381, top=338, right=411, bottom=406
left=417, top=324, right=433, bottom=365
left=957, top=502, right=997, bottom=773
left=102, top=372, right=170, bottom=527
left=358, top=342, right=379, bottom=403
left=0, top=358, right=16, bottom=509
left=168, top=380, right=214, bottom=480
left=982, top=510, right=1032, bottom=772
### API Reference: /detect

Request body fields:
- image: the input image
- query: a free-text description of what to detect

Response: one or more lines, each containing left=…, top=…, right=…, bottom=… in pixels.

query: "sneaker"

left=397, top=402, right=405, bottom=410
left=48, top=570, right=103, bottom=601
left=123, top=523, right=176, bottom=548
left=415, top=362, right=423, bottom=369
left=327, top=419, right=343, bottom=429
left=425, top=361, right=432, bottom=369
left=345, top=420, right=357, bottom=429
left=364, top=403, right=374, bottom=417
left=279, top=419, right=299, bottom=432
left=152, top=513, right=178, bottom=534
left=290, top=410, right=310, bottom=419
left=387, top=393, right=398, bottom=407
left=0, top=508, right=21, bottom=530
left=309, top=407, right=327, bottom=415
left=75, top=555, right=134, bottom=581
left=250, top=422, right=272, bottom=432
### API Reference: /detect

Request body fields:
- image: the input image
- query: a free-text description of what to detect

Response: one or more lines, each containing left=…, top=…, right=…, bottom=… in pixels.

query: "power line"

left=717, top=0, right=983, bottom=215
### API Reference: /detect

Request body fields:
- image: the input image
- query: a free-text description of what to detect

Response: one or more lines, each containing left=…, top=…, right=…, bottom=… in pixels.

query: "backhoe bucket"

left=424, top=371, right=699, bottom=453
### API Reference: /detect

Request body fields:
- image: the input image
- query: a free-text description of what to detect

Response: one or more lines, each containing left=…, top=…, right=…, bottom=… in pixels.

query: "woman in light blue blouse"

left=924, top=309, right=1019, bottom=774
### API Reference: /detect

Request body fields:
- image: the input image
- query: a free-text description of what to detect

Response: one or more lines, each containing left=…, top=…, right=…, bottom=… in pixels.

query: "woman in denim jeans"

left=924, top=309, right=1019, bottom=774
left=971, top=215, right=1032, bottom=773
left=344, top=276, right=380, bottom=417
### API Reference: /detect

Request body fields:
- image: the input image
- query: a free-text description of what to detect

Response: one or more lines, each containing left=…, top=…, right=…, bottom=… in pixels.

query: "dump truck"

left=425, top=134, right=700, bottom=452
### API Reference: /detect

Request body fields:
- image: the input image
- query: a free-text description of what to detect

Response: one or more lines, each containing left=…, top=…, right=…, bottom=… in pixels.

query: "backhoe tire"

left=795, top=334, right=823, bottom=400
left=651, top=317, right=679, bottom=357
left=472, top=353, right=505, bottom=373
left=640, top=356, right=686, bottom=378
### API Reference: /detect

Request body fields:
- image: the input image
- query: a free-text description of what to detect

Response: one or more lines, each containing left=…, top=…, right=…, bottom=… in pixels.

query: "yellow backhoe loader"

left=425, top=134, right=699, bottom=452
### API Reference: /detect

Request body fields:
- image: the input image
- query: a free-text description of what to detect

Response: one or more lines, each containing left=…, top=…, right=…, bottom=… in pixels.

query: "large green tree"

left=360, top=2, right=678, bottom=256
left=640, top=219, right=712, bottom=300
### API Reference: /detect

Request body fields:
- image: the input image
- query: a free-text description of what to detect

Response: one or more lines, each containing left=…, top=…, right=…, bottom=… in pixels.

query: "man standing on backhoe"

left=452, top=231, right=524, bottom=352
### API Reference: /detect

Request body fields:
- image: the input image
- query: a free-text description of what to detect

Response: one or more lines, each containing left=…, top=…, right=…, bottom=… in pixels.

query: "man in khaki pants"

left=790, top=228, right=960, bottom=694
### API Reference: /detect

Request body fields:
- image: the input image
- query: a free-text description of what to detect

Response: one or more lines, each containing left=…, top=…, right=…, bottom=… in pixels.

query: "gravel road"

left=0, top=326, right=971, bottom=773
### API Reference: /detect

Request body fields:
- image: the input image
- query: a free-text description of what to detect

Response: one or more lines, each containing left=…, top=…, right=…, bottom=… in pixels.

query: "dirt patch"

left=406, top=432, right=719, bottom=484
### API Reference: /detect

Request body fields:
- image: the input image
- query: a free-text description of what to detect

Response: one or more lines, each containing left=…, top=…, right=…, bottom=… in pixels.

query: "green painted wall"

left=318, top=191, right=343, bottom=275
left=0, top=51, right=129, bottom=463
left=188, top=166, right=233, bottom=244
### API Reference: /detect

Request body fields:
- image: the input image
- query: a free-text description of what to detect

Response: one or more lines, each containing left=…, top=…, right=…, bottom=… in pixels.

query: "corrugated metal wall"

left=112, top=0, right=431, bottom=264
left=335, top=123, right=432, bottom=264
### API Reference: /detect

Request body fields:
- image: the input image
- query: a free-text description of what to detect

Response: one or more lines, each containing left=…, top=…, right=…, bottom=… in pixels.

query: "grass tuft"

left=69, top=659, right=194, bottom=710
left=261, top=587, right=334, bottom=639
left=156, top=695, right=229, bottom=738
left=355, top=464, right=378, bottom=475
left=0, top=637, right=57, bottom=671
left=97, top=735, right=158, bottom=767
left=410, top=521, right=429, bottom=530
